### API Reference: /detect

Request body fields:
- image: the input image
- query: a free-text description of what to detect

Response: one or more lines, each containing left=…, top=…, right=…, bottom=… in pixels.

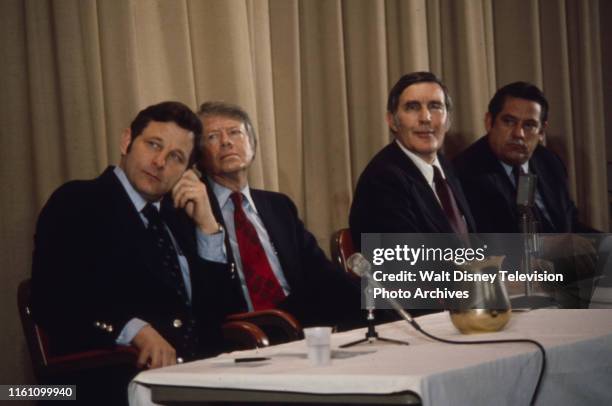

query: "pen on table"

left=211, top=357, right=270, bottom=365
left=235, top=357, right=270, bottom=363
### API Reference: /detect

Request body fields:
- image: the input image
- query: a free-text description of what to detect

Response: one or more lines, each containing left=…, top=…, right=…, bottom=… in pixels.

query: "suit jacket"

left=205, top=180, right=362, bottom=327
left=31, top=167, right=232, bottom=361
left=453, top=135, right=595, bottom=233
left=349, top=142, right=476, bottom=250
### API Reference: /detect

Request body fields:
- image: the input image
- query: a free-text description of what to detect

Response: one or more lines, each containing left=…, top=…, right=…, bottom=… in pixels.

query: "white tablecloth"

left=129, top=309, right=612, bottom=405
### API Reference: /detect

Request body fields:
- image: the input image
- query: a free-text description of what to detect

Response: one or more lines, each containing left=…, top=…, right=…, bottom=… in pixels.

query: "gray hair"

left=197, top=101, right=257, bottom=153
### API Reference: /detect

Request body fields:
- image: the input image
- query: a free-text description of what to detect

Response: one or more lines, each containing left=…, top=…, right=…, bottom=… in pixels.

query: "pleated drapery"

left=1, top=0, right=609, bottom=386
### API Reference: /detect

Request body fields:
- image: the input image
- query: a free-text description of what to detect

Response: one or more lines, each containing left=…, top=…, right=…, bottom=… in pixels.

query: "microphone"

left=515, top=172, right=541, bottom=299
left=347, top=253, right=415, bottom=323
left=516, top=173, right=536, bottom=209
left=516, top=173, right=538, bottom=236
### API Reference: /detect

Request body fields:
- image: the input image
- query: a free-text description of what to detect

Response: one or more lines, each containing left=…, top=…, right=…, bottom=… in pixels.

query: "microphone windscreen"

left=346, top=253, right=371, bottom=276
left=516, top=173, right=537, bottom=207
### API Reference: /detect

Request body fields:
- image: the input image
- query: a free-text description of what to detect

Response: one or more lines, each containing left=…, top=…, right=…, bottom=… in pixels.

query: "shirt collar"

left=395, top=139, right=445, bottom=184
left=499, top=160, right=529, bottom=179
left=113, top=166, right=160, bottom=213
left=209, top=177, right=257, bottom=213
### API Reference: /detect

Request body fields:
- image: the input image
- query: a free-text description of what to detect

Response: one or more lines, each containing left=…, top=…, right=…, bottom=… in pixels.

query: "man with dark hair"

left=349, top=72, right=476, bottom=250
left=454, top=82, right=599, bottom=308
left=454, top=81, right=594, bottom=233
left=195, top=101, right=361, bottom=327
left=31, top=101, right=231, bottom=404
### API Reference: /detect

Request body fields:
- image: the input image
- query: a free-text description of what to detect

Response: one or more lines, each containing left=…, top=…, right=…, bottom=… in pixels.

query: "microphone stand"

left=340, top=280, right=410, bottom=348
left=511, top=174, right=557, bottom=309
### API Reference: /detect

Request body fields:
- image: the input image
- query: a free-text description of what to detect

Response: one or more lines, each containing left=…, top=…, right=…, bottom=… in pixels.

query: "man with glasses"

left=195, top=101, right=361, bottom=327
left=454, top=81, right=594, bottom=233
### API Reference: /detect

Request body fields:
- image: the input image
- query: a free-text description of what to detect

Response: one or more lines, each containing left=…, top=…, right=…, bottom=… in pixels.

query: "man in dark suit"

left=350, top=71, right=476, bottom=250
left=31, top=101, right=232, bottom=403
left=194, top=101, right=361, bottom=328
left=454, top=81, right=597, bottom=234
left=453, top=82, right=599, bottom=306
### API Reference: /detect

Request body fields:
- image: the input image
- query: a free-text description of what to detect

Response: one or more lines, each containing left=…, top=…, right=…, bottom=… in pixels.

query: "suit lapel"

left=203, top=178, right=250, bottom=311
left=440, top=155, right=476, bottom=232
left=388, top=143, right=454, bottom=233
left=250, top=190, right=297, bottom=287
left=101, top=168, right=182, bottom=297
left=477, top=137, right=520, bottom=222
left=530, top=153, right=562, bottom=231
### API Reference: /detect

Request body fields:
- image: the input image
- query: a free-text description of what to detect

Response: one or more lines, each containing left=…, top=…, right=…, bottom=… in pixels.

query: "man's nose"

left=219, top=130, right=233, bottom=147
left=418, top=107, right=432, bottom=122
left=511, top=123, right=525, bottom=139
left=152, top=152, right=166, bottom=168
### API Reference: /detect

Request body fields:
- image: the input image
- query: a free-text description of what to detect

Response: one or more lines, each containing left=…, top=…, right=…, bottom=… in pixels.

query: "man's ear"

left=538, top=121, right=548, bottom=142
left=484, top=112, right=493, bottom=133
left=385, top=112, right=398, bottom=133
left=120, top=128, right=132, bottom=155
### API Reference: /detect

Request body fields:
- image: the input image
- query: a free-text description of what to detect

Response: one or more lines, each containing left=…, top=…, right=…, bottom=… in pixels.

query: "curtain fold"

left=269, top=0, right=304, bottom=212
left=298, top=0, right=352, bottom=246
left=1, top=0, right=609, bottom=385
left=342, top=0, right=388, bottom=188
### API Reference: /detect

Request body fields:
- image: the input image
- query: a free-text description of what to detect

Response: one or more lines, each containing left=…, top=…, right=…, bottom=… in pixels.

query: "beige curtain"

left=1, top=0, right=608, bottom=385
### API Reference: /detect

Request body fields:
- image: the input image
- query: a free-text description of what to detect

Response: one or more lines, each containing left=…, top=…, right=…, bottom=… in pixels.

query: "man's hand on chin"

left=172, top=169, right=220, bottom=234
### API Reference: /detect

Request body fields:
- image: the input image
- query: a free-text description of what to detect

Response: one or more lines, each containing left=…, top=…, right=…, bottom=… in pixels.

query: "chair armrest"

left=330, top=228, right=360, bottom=279
left=43, top=345, right=139, bottom=377
left=226, top=309, right=303, bottom=344
left=19, top=278, right=139, bottom=380
left=222, top=320, right=269, bottom=351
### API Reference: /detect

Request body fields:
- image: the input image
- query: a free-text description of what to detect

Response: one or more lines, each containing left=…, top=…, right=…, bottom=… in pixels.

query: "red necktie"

left=433, top=166, right=469, bottom=237
left=230, top=192, right=285, bottom=310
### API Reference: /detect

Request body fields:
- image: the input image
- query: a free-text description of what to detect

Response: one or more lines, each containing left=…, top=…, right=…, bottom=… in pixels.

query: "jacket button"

left=173, top=319, right=183, bottom=328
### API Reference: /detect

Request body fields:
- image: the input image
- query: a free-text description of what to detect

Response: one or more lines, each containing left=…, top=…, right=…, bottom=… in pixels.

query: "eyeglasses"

left=203, top=127, right=246, bottom=145
left=499, top=116, right=541, bottom=135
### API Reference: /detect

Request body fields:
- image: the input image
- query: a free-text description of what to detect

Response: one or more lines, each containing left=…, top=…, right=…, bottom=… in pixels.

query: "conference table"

left=129, top=309, right=612, bottom=405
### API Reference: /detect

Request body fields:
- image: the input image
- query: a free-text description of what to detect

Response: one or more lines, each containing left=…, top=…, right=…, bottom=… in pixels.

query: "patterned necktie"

left=141, top=203, right=198, bottom=359
left=141, top=203, right=188, bottom=303
left=433, top=166, right=469, bottom=237
left=230, top=192, right=285, bottom=310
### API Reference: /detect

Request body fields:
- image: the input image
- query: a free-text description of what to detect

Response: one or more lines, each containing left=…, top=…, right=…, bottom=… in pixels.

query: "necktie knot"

left=230, top=192, right=243, bottom=209
left=512, top=165, right=526, bottom=188
left=141, top=203, right=161, bottom=226
left=432, top=165, right=444, bottom=183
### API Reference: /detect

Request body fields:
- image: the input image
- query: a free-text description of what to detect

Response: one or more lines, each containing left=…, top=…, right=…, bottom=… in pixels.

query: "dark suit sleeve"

left=31, top=184, right=130, bottom=352
left=274, top=195, right=362, bottom=327
left=350, top=165, right=425, bottom=248
left=163, top=206, right=235, bottom=356
left=188, top=257, right=232, bottom=355
left=552, top=153, right=599, bottom=233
